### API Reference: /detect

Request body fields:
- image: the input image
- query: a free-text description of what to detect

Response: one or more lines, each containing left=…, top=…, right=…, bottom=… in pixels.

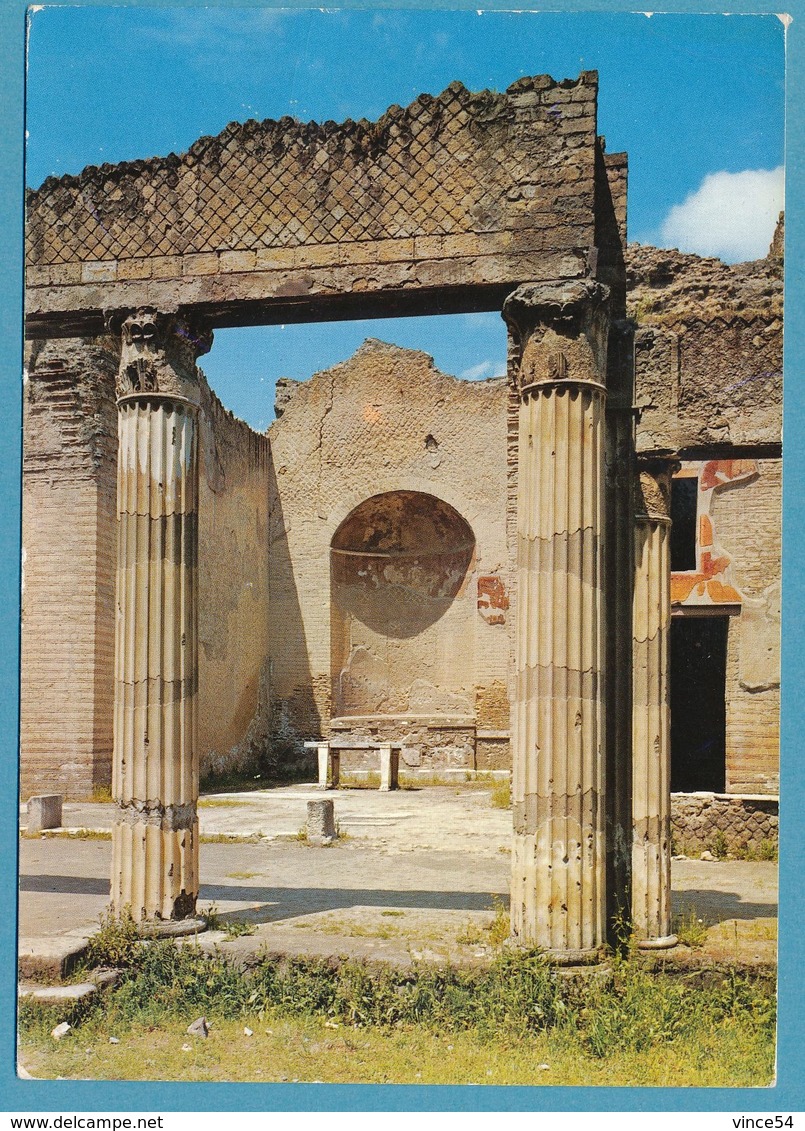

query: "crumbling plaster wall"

left=197, top=383, right=271, bottom=781
left=711, top=458, right=781, bottom=793
left=627, top=241, right=782, bottom=452
left=267, top=339, right=509, bottom=767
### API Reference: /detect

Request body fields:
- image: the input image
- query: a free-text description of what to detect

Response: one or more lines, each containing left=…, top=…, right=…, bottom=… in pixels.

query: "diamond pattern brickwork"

left=26, top=75, right=598, bottom=269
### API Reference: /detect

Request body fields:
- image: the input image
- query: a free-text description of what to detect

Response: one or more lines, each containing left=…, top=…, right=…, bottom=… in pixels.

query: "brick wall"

left=20, top=337, right=118, bottom=798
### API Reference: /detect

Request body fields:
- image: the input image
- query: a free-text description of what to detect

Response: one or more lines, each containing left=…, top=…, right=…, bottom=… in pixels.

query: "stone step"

left=18, top=936, right=90, bottom=983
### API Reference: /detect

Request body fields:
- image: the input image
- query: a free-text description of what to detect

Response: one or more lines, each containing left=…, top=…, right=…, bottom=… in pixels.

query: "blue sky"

left=26, top=8, right=785, bottom=429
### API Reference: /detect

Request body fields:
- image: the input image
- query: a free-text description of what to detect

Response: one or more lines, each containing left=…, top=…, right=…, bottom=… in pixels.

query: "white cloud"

left=659, top=167, right=784, bottom=263
left=459, top=359, right=507, bottom=381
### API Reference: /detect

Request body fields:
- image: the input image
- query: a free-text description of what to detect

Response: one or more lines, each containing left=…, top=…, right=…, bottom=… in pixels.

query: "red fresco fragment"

left=478, top=576, right=508, bottom=624
left=700, top=459, right=758, bottom=493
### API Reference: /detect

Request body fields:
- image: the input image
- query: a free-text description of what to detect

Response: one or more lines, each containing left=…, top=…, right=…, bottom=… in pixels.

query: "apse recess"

left=330, top=491, right=476, bottom=720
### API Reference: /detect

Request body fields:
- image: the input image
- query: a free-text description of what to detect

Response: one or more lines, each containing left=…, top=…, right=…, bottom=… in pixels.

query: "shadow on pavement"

left=20, top=875, right=502, bottom=921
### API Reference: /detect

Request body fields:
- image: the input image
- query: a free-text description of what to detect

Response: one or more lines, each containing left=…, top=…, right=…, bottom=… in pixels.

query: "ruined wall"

left=671, top=793, right=778, bottom=857
left=20, top=340, right=271, bottom=796
left=196, top=383, right=271, bottom=781
left=628, top=237, right=782, bottom=797
left=20, top=337, right=118, bottom=798
left=26, top=73, right=601, bottom=336
left=267, top=339, right=509, bottom=771
left=628, top=242, right=782, bottom=452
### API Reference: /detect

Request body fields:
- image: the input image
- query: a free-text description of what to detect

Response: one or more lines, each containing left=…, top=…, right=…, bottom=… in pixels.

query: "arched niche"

left=330, top=491, right=476, bottom=719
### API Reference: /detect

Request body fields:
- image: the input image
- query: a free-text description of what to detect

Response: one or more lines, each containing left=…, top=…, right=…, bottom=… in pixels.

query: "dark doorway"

left=671, top=615, right=728, bottom=792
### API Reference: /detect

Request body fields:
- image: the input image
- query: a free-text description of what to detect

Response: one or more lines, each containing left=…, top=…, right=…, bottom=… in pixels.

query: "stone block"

left=183, top=252, right=220, bottom=276
left=19, top=982, right=97, bottom=1007
left=151, top=255, right=183, bottom=280
left=220, top=250, right=257, bottom=273
left=47, top=263, right=83, bottom=285
left=81, top=261, right=117, bottom=283
left=116, top=257, right=153, bottom=280
left=18, top=936, right=89, bottom=982
left=307, top=798, right=336, bottom=845
left=27, top=794, right=62, bottom=833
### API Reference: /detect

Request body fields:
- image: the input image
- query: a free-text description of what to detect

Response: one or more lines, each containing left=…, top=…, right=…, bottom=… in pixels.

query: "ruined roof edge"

left=27, top=70, right=598, bottom=199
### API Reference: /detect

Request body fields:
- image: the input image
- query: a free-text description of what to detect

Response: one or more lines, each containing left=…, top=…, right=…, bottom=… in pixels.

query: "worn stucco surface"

left=267, top=338, right=509, bottom=768
left=197, top=384, right=271, bottom=780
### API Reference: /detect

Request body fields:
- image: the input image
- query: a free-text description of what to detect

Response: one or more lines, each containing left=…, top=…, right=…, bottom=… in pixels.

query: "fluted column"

left=503, top=281, right=610, bottom=962
left=631, top=458, right=677, bottom=948
left=108, top=308, right=211, bottom=922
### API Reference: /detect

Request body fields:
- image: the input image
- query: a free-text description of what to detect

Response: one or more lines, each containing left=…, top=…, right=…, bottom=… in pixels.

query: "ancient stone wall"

left=671, top=793, right=778, bottom=857
left=628, top=243, right=782, bottom=452
left=196, top=384, right=271, bottom=782
left=629, top=238, right=782, bottom=798
left=20, top=337, right=118, bottom=798
left=26, top=74, right=601, bottom=336
left=267, top=339, right=509, bottom=771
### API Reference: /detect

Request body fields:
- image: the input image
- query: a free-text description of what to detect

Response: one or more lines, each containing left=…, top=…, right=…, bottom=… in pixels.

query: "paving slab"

left=18, top=784, right=778, bottom=975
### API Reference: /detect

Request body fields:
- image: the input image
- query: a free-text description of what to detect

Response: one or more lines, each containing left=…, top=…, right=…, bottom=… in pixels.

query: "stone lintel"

left=25, top=252, right=590, bottom=340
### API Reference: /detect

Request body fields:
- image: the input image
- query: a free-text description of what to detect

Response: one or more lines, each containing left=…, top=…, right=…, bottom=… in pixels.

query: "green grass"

left=673, top=907, right=709, bottom=948
left=19, top=1008, right=774, bottom=1086
left=22, top=828, right=112, bottom=841
left=19, top=925, right=776, bottom=1086
left=199, top=833, right=263, bottom=845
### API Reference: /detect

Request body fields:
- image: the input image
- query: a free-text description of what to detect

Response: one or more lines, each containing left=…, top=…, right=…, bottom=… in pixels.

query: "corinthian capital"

left=106, top=307, right=213, bottom=403
left=502, top=280, right=610, bottom=397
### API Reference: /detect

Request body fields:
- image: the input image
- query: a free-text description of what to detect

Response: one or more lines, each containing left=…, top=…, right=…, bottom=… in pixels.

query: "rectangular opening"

left=670, top=477, right=698, bottom=572
left=671, top=615, right=728, bottom=792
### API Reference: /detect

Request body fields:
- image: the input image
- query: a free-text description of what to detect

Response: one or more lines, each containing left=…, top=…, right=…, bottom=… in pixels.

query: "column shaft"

left=504, top=280, right=611, bottom=961
left=511, top=382, right=607, bottom=955
left=631, top=464, right=676, bottom=947
left=112, top=396, right=199, bottom=920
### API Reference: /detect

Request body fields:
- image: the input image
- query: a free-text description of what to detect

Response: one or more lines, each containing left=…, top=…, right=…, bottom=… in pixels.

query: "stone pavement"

left=18, top=784, right=779, bottom=974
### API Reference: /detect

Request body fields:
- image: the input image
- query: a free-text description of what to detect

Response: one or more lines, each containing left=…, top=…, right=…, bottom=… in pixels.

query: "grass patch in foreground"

left=19, top=923, right=776, bottom=1086
left=20, top=1008, right=774, bottom=1086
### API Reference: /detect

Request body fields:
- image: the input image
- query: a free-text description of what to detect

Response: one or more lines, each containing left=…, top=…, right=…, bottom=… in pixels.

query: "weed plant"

left=674, top=907, right=709, bottom=948
left=42, top=923, right=775, bottom=1067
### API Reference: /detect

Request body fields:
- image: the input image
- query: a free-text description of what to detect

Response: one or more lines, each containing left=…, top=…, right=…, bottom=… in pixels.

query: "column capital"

left=105, top=307, right=213, bottom=404
left=502, top=279, right=610, bottom=337
left=502, top=280, right=610, bottom=398
left=635, top=454, right=679, bottom=523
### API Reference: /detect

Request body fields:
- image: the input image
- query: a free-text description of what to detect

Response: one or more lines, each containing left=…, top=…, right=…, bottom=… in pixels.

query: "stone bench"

left=304, top=740, right=401, bottom=791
